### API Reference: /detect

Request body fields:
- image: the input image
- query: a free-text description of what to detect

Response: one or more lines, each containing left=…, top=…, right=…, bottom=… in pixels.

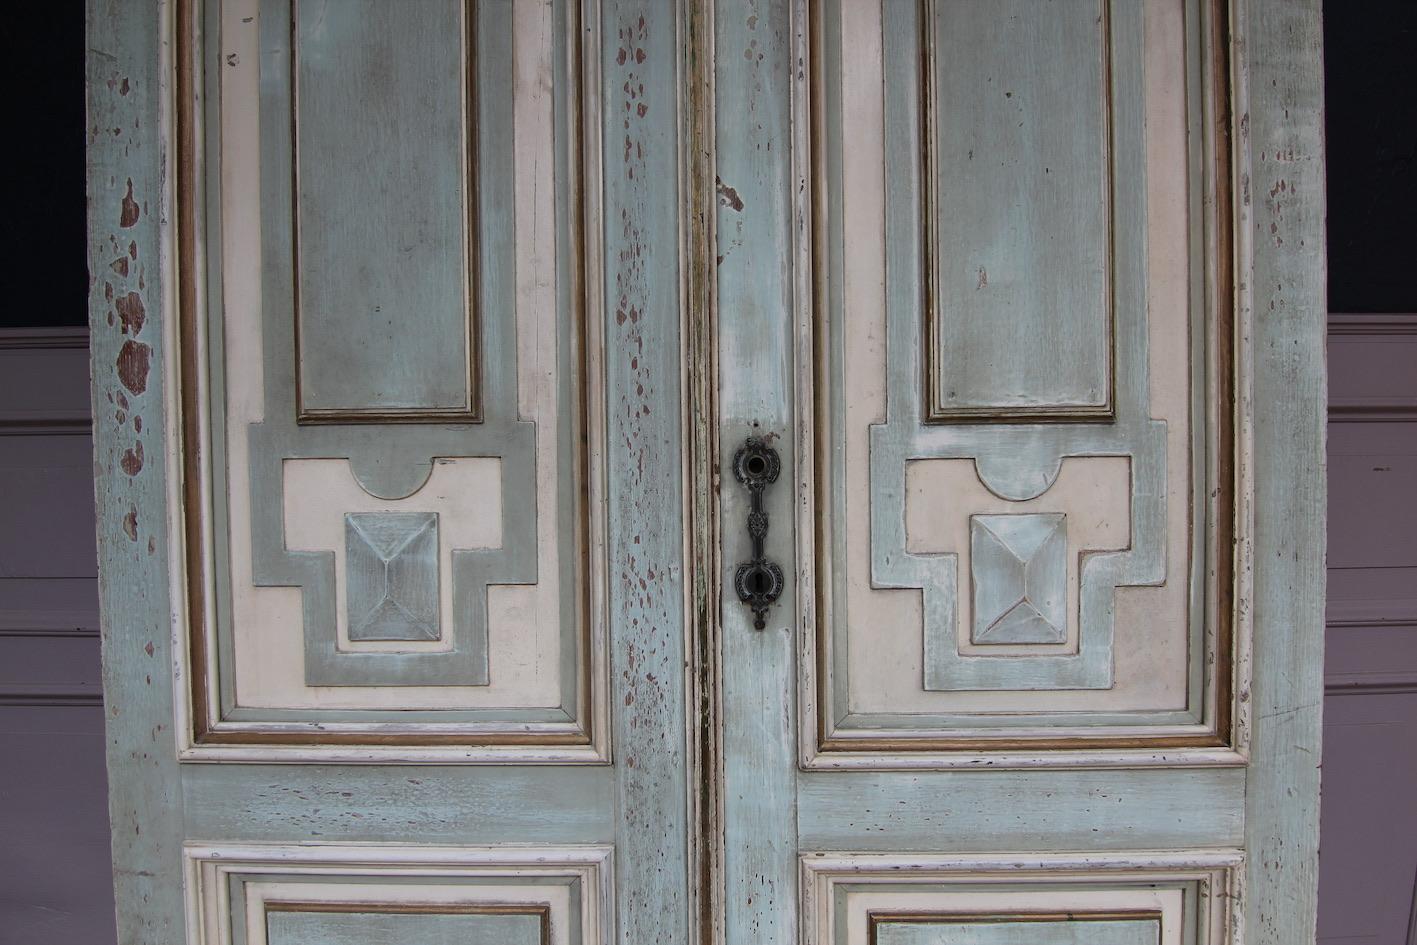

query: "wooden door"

left=86, top=2, right=1326, bottom=944
left=89, top=1, right=692, bottom=942
left=705, top=0, right=1326, bottom=943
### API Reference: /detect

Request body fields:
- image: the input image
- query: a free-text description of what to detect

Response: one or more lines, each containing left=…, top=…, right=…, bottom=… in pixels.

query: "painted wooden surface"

left=873, top=917, right=1158, bottom=945
left=87, top=0, right=691, bottom=942
left=923, top=0, right=1114, bottom=419
left=715, top=0, right=799, bottom=942
left=292, top=0, right=478, bottom=419
left=86, top=2, right=189, bottom=943
left=1234, top=1, right=1328, bottom=943
left=265, top=910, right=543, bottom=945
left=84, top=2, right=1328, bottom=944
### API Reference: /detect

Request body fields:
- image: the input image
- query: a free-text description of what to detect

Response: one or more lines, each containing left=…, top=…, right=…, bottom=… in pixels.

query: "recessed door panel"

left=178, top=0, right=607, bottom=759
left=802, top=0, right=1238, bottom=762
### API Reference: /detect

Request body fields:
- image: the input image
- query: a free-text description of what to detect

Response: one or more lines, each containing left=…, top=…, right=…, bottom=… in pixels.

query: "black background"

left=3, top=2, right=1413, bottom=329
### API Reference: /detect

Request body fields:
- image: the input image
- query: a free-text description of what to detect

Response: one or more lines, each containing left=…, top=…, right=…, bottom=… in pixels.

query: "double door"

left=85, top=1, right=1327, bottom=943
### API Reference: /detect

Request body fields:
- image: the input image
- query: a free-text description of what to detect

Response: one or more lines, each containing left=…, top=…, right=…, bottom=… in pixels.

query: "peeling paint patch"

left=716, top=176, right=744, bottom=212
left=121, top=441, right=145, bottom=476
left=122, top=506, right=139, bottom=541
left=120, top=179, right=140, bottom=228
left=116, top=291, right=146, bottom=335
left=116, top=340, right=152, bottom=395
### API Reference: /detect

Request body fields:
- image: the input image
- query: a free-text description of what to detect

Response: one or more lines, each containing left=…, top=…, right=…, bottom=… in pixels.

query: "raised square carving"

left=970, top=513, right=1067, bottom=645
left=346, top=512, right=441, bottom=642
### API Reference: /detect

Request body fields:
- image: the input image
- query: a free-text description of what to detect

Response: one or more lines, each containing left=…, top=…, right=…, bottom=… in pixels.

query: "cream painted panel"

left=229, top=457, right=559, bottom=709
left=824, top=0, right=1204, bottom=725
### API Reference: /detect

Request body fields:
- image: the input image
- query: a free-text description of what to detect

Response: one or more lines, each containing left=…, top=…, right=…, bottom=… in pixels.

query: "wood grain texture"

left=600, top=0, right=693, bottom=940
left=1235, top=0, right=1328, bottom=942
left=293, top=0, right=479, bottom=420
left=797, top=767, right=1246, bottom=852
left=86, top=0, right=186, bottom=942
left=923, top=0, right=1114, bottom=420
left=716, top=0, right=800, bottom=942
left=181, top=763, right=616, bottom=845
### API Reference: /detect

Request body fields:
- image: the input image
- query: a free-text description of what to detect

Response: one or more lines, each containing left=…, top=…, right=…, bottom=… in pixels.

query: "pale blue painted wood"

left=293, top=0, right=476, bottom=417
left=925, top=0, right=1112, bottom=418
left=86, top=2, right=187, bottom=942
left=875, top=918, right=1157, bottom=945
left=267, top=910, right=542, bottom=945
left=1236, top=0, right=1328, bottom=942
left=181, top=763, right=616, bottom=845
left=345, top=512, right=441, bottom=642
left=970, top=513, right=1067, bottom=644
left=796, top=768, right=1246, bottom=852
left=599, top=1, right=693, bottom=941
left=862, top=0, right=1164, bottom=697
left=715, top=0, right=799, bottom=943
left=241, top=0, right=539, bottom=689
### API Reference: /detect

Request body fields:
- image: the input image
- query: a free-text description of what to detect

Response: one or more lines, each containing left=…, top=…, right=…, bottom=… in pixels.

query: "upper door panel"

left=175, top=0, right=608, bottom=761
left=801, top=0, right=1242, bottom=765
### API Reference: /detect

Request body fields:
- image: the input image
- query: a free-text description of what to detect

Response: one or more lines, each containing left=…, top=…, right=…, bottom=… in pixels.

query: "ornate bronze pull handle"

left=732, top=436, right=784, bottom=630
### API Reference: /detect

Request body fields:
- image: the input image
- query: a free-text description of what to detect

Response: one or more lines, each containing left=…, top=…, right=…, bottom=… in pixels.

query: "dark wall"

left=1325, top=1, right=1417, bottom=313
left=0, top=3, right=86, bottom=328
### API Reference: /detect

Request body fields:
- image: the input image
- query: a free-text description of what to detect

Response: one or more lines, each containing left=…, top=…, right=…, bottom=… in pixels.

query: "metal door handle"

left=732, top=436, right=783, bottom=630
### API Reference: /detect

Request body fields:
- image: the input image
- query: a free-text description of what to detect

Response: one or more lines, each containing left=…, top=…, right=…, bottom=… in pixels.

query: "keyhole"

left=746, top=455, right=767, bottom=477
left=747, top=567, right=772, bottom=595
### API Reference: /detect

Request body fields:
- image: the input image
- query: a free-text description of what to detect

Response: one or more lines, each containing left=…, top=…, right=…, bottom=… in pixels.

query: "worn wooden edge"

left=87, top=0, right=190, bottom=942
left=170, top=0, right=608, bottom=760
left=679, top=0, right=721, bottom=940
left=600, top=0, right=695, bottom=940
left=1232, top=0, right=1327, bottom=942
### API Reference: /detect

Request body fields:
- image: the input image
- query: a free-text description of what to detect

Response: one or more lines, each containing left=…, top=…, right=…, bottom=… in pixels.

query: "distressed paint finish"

left=716, top=0, right=800, bottom=942
left=797, top=767, right=1246, bottom=852
left=180, top=764, right=617, bottom=845
left=1234, top=0, right=1328, bottom=941
left=600, top=1, right=693, bottom=941
left=86, top=0, right=186, bottom=942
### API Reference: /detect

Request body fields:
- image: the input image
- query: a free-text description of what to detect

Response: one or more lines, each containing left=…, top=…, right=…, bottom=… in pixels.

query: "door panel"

left=89, top=0, right=691, bottom=941
left=181, top=0, right=606, bottom=757
left=804, top=0, right=1235, bottom=760
left=714, top=0, right=1323, bottom=943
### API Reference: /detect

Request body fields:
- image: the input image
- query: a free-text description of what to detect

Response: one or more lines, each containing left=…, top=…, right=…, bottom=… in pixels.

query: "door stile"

left=1230, top=0, right=1327, bottom=940
left=714, top=0, right=803, bottom=942
left=87, top=1, right=188, bottom=941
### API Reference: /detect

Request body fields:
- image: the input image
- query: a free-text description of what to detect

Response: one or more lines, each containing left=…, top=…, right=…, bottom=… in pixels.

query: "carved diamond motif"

left=970, top=513, right=1067, bottom=645
left=346, top=511, right=441, bottom=642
